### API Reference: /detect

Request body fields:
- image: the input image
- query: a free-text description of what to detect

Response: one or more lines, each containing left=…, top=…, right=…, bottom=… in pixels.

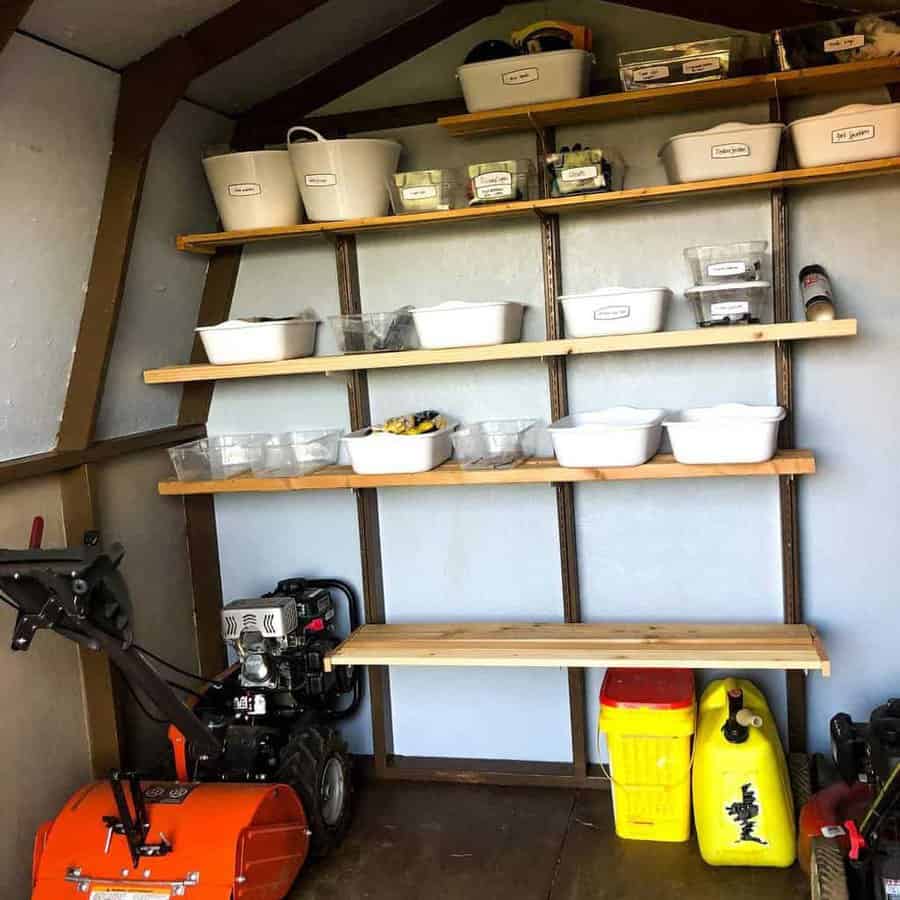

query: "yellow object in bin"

left=598, top=668, right=696, bottom=843
left=692, top=678, right=796, bottom=867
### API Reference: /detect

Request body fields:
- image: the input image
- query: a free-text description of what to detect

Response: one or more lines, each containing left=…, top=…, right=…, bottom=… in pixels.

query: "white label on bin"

left=305, top=173, right=337, bottom=187
left=710, top=300, right=750, bottom=318
left=402, top=185, right=437, bottom=200
left=884, top=879, right=900, bottom=898
left=593, top=304, right=631, bottom=321
left=707, top=261, right=747, bottom=277
left=561, top=165, right=599, bottom=182
left=711, top=142, right=751, bottom=159
left=824, top=33, right=865, bottom=53
left=502, top=66, right=539, bottom=86
left=632, top=64, right=670, bottom=82
left=227, top=182, right=261, bottom=197
left=474, top=171, right=513, bottom=200
left=820, top=825, right=846, bottom=838
left=832, top=124, right=875, bottom=144
left=682, top=57, right=721, bottom=75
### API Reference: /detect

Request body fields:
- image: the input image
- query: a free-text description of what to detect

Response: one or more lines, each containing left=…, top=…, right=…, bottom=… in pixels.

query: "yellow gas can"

left=692, top=678, right=796, bottom=867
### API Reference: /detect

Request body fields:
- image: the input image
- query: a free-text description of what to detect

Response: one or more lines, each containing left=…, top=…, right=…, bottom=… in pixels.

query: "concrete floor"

left=291, top=780, right=806, bottom=899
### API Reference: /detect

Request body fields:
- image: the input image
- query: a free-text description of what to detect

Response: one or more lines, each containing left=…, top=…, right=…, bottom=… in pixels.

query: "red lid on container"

left=600, top=668, right=695, bottom=710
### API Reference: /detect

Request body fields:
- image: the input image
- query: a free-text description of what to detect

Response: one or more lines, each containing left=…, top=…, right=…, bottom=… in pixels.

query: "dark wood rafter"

left=0, top=0, right=32, bottom=55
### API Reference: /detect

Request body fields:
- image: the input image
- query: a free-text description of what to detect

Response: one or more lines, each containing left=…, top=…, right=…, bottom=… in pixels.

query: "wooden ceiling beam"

left=0, top=0, right=34, bottom=55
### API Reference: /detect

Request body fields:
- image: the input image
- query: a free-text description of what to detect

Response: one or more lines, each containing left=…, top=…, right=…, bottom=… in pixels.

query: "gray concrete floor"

left=291, top=780, right=806, bottom=899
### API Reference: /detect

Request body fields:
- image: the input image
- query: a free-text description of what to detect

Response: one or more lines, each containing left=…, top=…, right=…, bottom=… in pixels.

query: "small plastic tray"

left=329, top=309, right=417, bottom=353
left=251, top=430, right=341, bottom=476
left=684, top=242, right=768, bottom=284
left=451, top=419, right=539, bottom=469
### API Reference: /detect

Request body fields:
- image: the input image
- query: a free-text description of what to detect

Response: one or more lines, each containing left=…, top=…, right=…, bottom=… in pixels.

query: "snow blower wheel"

left=810, top=836, right=850, bottom=900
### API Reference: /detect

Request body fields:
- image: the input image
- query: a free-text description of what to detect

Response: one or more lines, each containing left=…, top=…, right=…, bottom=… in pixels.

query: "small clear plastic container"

left=328, top=309, right=417, bottom=353
left=684, top=242, right=768, bottom=284
left=465, top=159, right=534, bottom=205
left=389, top=170, right=461, bottom=214
left=168, top=439, right=211, bottom=481
left=251, top=430, right=341, bottom=476
left=545, top=148, right=625, bottom=197
left=684, top=281, right=771, bottom=327
left=618, top=37, right=741, bottom=91
left=451, top=419, right=539, bottom=469
left=207, top=434, right=267, bottom=479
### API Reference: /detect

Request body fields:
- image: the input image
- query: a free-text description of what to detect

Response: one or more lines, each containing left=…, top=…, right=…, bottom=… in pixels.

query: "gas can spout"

left=723, top=688, right=750, bottom=744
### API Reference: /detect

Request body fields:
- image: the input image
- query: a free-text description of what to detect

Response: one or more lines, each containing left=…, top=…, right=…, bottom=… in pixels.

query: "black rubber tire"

left=277, top=724, right=353, bottom=859
left=810, top=837, right=850, bottom=900
left=791, top=752, right=813, bottom=821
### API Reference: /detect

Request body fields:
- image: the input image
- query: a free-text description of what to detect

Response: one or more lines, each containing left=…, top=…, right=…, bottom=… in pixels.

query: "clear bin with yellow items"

left=598, top=668, right=696, bottom=842
left=692, top=677, right=796, bottom=867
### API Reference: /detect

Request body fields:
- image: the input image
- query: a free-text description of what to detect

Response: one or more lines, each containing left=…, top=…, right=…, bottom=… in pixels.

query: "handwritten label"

left=824, top=34, right=865, bottom=53
left=711, top=142, right=751, bottom=159
left=227, top=182, right=261, bottom=197
left=708, top=261, right=747, bottom=277
left=710, top=300, right=750, bottom=318
left=593, top=305, right=631, bottom=321
left=402, top=185, right=438, bottom=201
left=561, top=165, right=599, bottom=182
left=832, top=125, right=875, bottom=144
left=305, top=173, right=337, bottom=187
left=632, top=64, right=670, bottom=83
left=502, top=67, right=539, bottom=86
left=683, top=57, right=720, bottom=75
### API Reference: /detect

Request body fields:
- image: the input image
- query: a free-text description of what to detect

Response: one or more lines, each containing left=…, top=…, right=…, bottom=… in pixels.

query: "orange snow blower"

left=2, top=534, right=359, bottom=899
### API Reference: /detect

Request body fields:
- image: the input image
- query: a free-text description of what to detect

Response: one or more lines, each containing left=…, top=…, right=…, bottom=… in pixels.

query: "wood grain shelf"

left=145, top=319, right=857, bottom=385
left=438, top=58, right=900, bottom=137
left=175, top=157, right=900, bottom=253
left=158, top=450, right=815, bottom=495
left=323, top=622, right=831, bottom=676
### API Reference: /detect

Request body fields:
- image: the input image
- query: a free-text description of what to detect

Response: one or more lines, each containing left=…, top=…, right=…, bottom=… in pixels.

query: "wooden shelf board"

left=438, top=58, right=900, bottom=137
left=176, top=156, right=900, bottom=253
left=145, top=319, right=857, bottom=385
left=323, top=622, right=830, bottom=676
left=158, top=450, right=815, bottom=496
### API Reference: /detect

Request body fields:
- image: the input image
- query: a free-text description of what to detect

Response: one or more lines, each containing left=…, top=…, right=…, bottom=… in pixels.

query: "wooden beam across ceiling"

left=0, top=0, right=33, bottom=55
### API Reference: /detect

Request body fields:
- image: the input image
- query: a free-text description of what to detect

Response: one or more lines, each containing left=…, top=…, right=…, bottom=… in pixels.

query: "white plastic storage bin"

left=664, top=404, right=785, bottom=464
left=451, top=419, right=538, bottom=469
left=206, top=434, right=267, bottom=479
left=549, top=408, right=665, bottom=468
left=559, top=287, right=670, bottom=337
left=788, top=103, right=900, bottom=168
left=412, top=301, right=524, bottom=349
left=684, top=242, right=767, bottom=284
left=286, top=127, right=401, bottom=221
left=458, top=49, right=593, bottom=113
left=196, top=317, right=318, bottom=365
left=660, top=122, right=784, bottom=184
left=252, top=430, right=341, bottom=476
left=685, top=281, right=771, bottom=326
left=329, top=310, right=416, bottom=353
left=390, top=170, right=460, bottom=214
left=343, top=425, right=454, bottom=475
left=202, top=150, right=301, bottom=231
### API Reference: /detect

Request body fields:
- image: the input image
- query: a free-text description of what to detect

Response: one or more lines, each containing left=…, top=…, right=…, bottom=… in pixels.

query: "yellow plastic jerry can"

left=692, top=678, right=796, bottom=867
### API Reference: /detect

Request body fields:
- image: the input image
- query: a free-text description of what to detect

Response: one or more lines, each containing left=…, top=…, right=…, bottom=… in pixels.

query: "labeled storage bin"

left=559, top=287, right=670, bottom=337
left=411, top=301, right=524, bottom=349
left=545, top=147, right=625, bottom=196
left=685, top=280, right=771, bottom=326
left=343, top=424, right=454, bottom=475
left=390, top=170, right=460, bottom=214
left=457, top=48, right=593, bottom=112
left=329, top=310, right=416, bottom=353
left=286, top=127, right=401, bottom=221
left=599, top=668, right=696, bottom=843
left=451, top=419, right=538, bottom=469
left=788, top=103, right=900, bottom=168
left=202, top=150, right=301, bottom=231
left=251, top=430, right=341, bottom=476
left=660, top=122, right=784, bottom=184
left=168, top=439, right=212, bottom=481
left=684, top=242, right=767, bottom=284
left=465, top=159, right=534, bottom=205
left=618, top=37, right=740, bottom=91
left=664, top=404, right=786, bottom=464
left=196, top=317, right=318, bottom=365
left=549, top=407, right=665, bottom=467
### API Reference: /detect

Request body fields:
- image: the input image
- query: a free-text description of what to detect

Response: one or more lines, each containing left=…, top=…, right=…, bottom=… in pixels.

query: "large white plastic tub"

left=458, top=49, right=593, bottom=113
left=196, top=318, right=318, bottom=365
left=559, top=288, right=670, bottom=337
left=343, top=425, right=454, bottom=475
left=660, top=122, right=784, bottom=184
left=412, top=301, right=524, bottom=349
left=788, top=103, right=900, bottom=168
left=664, top=404, right=785, bottom=464
left=549, top=408, right=665, bottom=468
left=286, top=127, right=401, bottom=221
left=202, top=150, right=301, bottom=231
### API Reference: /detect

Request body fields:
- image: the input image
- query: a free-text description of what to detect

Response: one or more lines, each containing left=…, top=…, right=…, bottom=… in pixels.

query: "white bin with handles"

left=286, top=127, right=401, bottom=221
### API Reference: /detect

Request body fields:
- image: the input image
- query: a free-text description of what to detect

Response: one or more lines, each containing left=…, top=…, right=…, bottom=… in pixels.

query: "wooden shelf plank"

left=323, top=622, right=830, bottom=675
left=176, top=156, right=900, bottom=253
left=144, top=319, right=857, bottom=385
left=438, top=58, right=900, bottom=137
left=158, top=450, right=815, bottom=495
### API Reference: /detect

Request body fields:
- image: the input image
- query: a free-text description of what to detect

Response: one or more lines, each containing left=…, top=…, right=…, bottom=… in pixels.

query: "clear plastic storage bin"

left=684, top=242, right=768, bottom=284
left=684, top=281, right=771, bottom=326
left=465, top=159, right=534, bottom=205
left=451, top=419, right=539, bottom=469
left=329, top=309, right=416, bottom=353
left=390, top=170, right=460, bottom=214
left=252, top=430, right=341, bottom=476
left=207, top=434, right=267, bottom=479
left=545, top=147, right=625, bottom=197
left=618, top=37, right=740, bottom=91
left=168, top=440, right=212, bottom=481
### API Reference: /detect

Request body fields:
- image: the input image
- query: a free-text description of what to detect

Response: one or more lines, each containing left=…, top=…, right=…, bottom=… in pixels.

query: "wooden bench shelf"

left=144, top=319, right=857, bottom=385
left=438, top=58, right=900, bottom=137
left=158, top=450, right=815, bottom=495
left=323, top=622, right=831, bottom=676
left=175, top=157, right=900, bottom=253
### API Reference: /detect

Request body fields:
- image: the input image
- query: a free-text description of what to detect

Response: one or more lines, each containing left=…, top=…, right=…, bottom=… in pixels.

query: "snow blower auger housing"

left=0, top=539, right=359, bottom=900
